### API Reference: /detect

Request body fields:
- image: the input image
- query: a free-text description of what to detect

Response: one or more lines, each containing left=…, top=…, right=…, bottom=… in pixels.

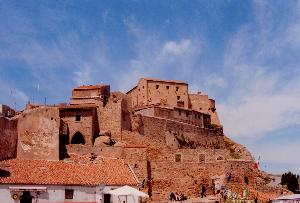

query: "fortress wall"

left=60, top=109, right=95, bottom=145
left=0, top=117, right=17, bottom=161
left=140, top=116, right=224, bottom=149
left=149, top=160, right=256, bottom=200
left=17, top=107, right=60, bottom=160
left=189, top=94, right=221, bottom=126
left=97, top=92, right=132, bottom=141
left=98, top=99, right=122, bottom=141
left=121, top=96, right=132, bottom=131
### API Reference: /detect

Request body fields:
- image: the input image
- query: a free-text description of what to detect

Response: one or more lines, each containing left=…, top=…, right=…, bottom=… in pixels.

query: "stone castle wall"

left=0, top=117, right=17, bottom=161
left=140, top=115, right=224, bottom=149
left=60, top=108, right=96, bottom=145
left=98, top=92, right=131, bottom=141
left=189, top=93, right=221, bottom=126
left=17, top=107, right=60, bottom=160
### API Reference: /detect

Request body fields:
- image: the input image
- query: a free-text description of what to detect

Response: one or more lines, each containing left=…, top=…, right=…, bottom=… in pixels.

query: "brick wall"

left=17, top=107, right=60, bottom=160
left=0, top=117, right=17, bottom=161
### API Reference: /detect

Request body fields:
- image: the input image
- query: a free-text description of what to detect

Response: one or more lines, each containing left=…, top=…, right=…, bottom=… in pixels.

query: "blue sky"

left=1, top=0, right=300, bottom=174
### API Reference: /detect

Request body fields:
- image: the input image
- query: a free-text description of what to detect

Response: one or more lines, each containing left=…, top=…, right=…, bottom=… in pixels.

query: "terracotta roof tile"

left=0, top=159, right=137, bottom=186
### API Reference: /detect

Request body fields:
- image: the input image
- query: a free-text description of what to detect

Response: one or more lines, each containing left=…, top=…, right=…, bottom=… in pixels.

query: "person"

left=200, top=185, right=206, bottom=198
left=211, top=180, right=215, bottom=195
left=170, top=192, right=176, bottom=201
left=226, top=173, right=232, bottom=183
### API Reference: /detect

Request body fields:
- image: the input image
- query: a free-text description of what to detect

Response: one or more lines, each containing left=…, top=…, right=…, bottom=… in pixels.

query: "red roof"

left=0, top=159, right=137, bottom=186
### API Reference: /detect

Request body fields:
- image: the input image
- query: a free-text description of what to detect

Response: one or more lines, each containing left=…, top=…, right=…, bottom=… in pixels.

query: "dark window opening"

left=71, top=132, right=85, bottom=144
left=199, top=154, right=205, bottom=163
left=104, top=194, right=111, bottom=203
left=75, top=115, right=81, bottom=121
left=178, top=111, right=181, bottom=116
left=177, top=96, right=180, bottom=100
left=176, top=86, right=179, bottom=91
left=175, top=154, right=181, bottom=162
left=166, top=86, right=169, bottom=89
left=65, top=189, right=74, bottom=199
left=156, top=85, right=159, bottom=89
left=177, top=101, right=184, bottom=108
left=186, top=112, right=189, bottom=117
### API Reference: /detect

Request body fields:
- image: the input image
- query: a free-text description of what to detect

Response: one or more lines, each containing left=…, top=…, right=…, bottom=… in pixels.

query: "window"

left=176, top=86, right=179, bottom=91
left=65, top=189, right=74, bottom=199
left=75, top=115, right=81, bottom=121
left=178, top=111, right=181, bottom=116
left=186, top=112, right=189, bottom=117
left=156, top=85, right=159, bottom=89
left=166, top=86, right=169, bottom=90
left=199, top=154, right=205, bottom=163
left=175, top=154, right=181, bottom=162
left=177, top=96, right=180, bottom=100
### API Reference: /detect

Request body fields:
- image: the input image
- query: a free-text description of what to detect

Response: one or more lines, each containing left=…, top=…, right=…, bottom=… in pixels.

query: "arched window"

left=71, top=132, right=85, bottom=144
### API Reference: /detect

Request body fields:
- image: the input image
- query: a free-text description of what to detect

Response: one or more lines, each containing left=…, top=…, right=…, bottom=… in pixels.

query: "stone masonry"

left=0, top=78, right=285, bottom=202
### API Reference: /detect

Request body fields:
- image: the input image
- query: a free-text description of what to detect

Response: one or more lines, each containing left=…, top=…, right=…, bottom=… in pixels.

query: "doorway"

left=104, top=194, right=111, bottom=203
left=20, top=191, right=32, bottom=203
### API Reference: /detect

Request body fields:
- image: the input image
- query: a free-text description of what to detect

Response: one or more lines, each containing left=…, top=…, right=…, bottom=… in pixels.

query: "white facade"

left=0, top=184, right=131, bottom=203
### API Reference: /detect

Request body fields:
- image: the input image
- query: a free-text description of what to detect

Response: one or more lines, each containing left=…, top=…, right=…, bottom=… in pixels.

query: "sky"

left=0, top=0, right=300, bottom=174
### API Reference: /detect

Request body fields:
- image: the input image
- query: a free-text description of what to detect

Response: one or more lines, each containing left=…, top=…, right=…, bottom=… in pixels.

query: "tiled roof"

left=0, top=159, right=137, bottom=186
left=73, top=84, right=109, bottom=90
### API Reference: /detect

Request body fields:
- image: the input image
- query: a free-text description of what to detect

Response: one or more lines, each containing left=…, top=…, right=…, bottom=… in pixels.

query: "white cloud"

left=215, top=1, right=300, bottom=138
left=162, top=39, right=192, bottom=56
left=115, top=17, right=202, bottom=92
left=204, top=75, right=227, bottom=89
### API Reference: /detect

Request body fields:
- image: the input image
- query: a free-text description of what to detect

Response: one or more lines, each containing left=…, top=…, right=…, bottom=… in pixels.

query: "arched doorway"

left=71, top=132, right=85, bottom=144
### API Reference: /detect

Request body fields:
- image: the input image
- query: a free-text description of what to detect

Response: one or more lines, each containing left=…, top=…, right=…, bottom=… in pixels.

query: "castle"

left=0, top=78, right=285, bottom=202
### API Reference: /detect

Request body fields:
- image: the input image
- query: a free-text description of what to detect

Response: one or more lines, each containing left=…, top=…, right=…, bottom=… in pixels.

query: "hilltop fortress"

left=0, top=78, right=284, bottom=201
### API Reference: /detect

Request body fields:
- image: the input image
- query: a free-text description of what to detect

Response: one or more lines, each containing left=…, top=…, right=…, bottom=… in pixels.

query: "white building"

left=0, top=158, right=138, bottom=203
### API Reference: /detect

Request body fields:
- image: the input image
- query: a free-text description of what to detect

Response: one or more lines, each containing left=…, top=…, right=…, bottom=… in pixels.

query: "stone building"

left=0, top=78, right=285, bottom=202
left=127, top=78, right=189, bottom=109
left=70, top=84, right=110, bottom=105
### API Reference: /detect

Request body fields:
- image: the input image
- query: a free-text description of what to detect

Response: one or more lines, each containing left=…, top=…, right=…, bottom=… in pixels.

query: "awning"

left=107, top=185, right=149, bottom=198
left=9, top=186, right=47, bottom=192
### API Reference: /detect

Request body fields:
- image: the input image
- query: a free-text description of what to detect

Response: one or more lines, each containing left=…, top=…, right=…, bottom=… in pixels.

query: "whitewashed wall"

left=0, top=184, right=132, bottom=203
